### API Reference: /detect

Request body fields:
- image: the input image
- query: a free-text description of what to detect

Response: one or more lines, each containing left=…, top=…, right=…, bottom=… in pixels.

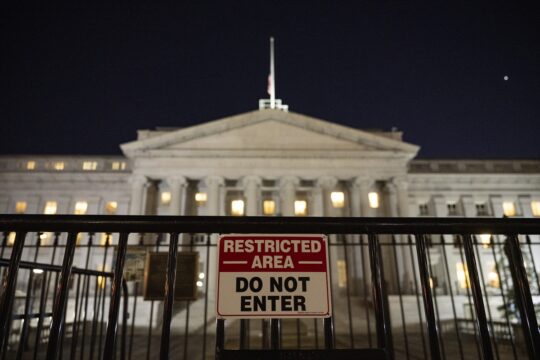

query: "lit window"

left=263, top=200, right=276, bottom=215
left=294, top=200, right=307, bottom=216
left=231, top=200, right=245, bottom=216
left=26, top=161, right=36, bottom=170
left=39, top=232, right=51, bottom=246
left=456, top=262, right=470, bottom=289
left=111, top=161, right=126, bottom=170
left=100, top=233, right=112, bottom=246
left=330, top=192, right=345, bottom=208
left=368, top=192, right=379, bottom=209
left=502, top=202, right=516, bottom=217
left=82, top=161, right=98, bottom=170
left=531, top=201, right=540, bottom=217
left=15, top=201, right=27, bottom=214
left=97, top=264, right=108, bottom=288
left=53, top=162, right=64, bottom=171
left=337, top=260, right=347, bottom=288
left=161, top=192, right=171, bottom=205
left=7, top=232, right=16, bottom=246
left=74, top=201, right=88, bottom=215
left=479, top=234, right=491, bottom=248
left=105, top=201, right=118, bottom=215
left=195, top=192, right=207, bottom=203
left=44, top=201, right=57, bottom=215
left=487, top=262, right=500, bottom=288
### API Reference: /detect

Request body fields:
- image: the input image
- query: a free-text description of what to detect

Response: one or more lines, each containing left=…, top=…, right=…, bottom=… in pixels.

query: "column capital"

left=240, top=175, right=262, bottom=188
left=203, top=175, right=225, bottom=188
left=128, top=174, right=149, bottom=186
left=316, top=176, right=338, bottom=189
left=353, top=176, right=375, bottom=189
left=391, top=176, right=409, bottom=190
left=166, top=175, right=188, bottom=188
left=279, top=176, right=300, bottom=188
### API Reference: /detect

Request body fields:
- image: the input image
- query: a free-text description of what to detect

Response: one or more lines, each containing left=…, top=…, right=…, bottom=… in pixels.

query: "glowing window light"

left=74, top=201, right=88, bottom=215
left=15, top=201, right=27, bottom=214
left=82, top=161, right=98, bottom=170
left=33, top=268, right=44, bottom=274
left=231, top=200, right=245, bottom=216
left=7, top=232, right=16, bottom=246
left=479, top=234, right=491, bottom=248
left=330, top=192, right=345, bottom=208
left=53, top=162, right=64, bottom=171
left=294, top=200, right=307, bottom=216
left=161, top=192, right=171, bottom=205
left=105, top=201, right=118, bottom=215
left=44, top=201, right=57, bottom=215
left=100, top=233, right=112, bottom=246
left=111, top=161, right=126, bottom=170
left=195, top=192, right=207, bottom=203
left=26, top=161, right=36, bottom=170
left=531, top=201, right=540, bottom=217
left=263, top=200, right=276, bottom=215
left=502, top=202, right=516, bottom=217
left=368, top=192, right=379, bottom=209
left=487, top=263, right=500, bottom=288
left=456, top=262, right=470, bottom=289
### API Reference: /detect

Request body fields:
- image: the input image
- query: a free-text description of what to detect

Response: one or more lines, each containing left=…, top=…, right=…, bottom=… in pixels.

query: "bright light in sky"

left=503, top=75, right=509, bottom=81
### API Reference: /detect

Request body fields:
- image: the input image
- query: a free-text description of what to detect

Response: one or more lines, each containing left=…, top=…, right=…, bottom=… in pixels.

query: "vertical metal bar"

left=270, top=319, right=280, bottom=350
left=79, top=233, right=93, bottom=360
left=0, top=231, right=26, bottom=352
left=182, top=236, right=193, bottom=360
left=215, top=319, right=225, bottom=360
left=342, top=237, right=355, bottom=348
left=201, top=234, right=211, bottom=359
left=462, top=234, right=494, bottom=360
left=525, top=235, right=540, bottom=292
left=361, top=235, right=373, bottom=348
left=121, top=280, right=129, bottom=360
left=70, top=273, right=83, bottom=360
left=425, top=239, right=447, bottom=360
left=313, top=319, right=319, bottom=349
left=262, top=319, right=269, bottom=349
left=504, top=235, right=540, bottom=359
left=323, top=317, right=334, bottom=349
left=98, top=236, right=111, bottom=357
left=102, top=232, right=129, bottom=360
left=296, top=319, right=301, bottom=349
left=147, top=234, right=160, bottom=360
left=128, top=281, right=138, bottom=360
left=414, top=233, right=442, bottom=360
left=391, top=236, right=410, bottom=360
left=239, top=320, right=247, bottom=350
left=46, top=231, right=78, bottom=360
left=439, top=236, right=465, bottom=360
left=368, top=233, right=393, bottom=357
left=159, top=232, right=179, bottom=360
left=407, top=235, right=427, bottom=360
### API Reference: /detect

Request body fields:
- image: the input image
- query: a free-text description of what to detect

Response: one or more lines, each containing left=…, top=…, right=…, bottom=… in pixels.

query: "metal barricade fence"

left=0, top=215, right=539, bottom=360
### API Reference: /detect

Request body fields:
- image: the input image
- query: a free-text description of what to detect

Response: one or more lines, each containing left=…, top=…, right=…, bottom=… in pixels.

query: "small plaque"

left=123, top=247, right=147, bottom=282
left=143, top=252, right=199, bottom=301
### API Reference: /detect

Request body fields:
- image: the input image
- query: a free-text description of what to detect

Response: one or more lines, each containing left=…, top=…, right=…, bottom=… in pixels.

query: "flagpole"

left=270, top=37, right=275, bottom=109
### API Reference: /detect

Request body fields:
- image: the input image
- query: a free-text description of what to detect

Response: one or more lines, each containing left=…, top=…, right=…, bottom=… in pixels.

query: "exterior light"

left=502, top=202, right=516, bottom=217
left=263, top=200, right=276, bottom=215
left=196, top=281, right=204, bottom=287
left=44, top=201, right=57, bottom=215
left=161, top=192, right=171, bottom=205
left=199, top=273, right=205, bottom=280
left=33, top=269, right=44, bottom=274
left=195, top=192, right=207, bottom=203
left=15, top=201, right=27, bottom=214
left=105, top=201, right=118, bottom=215
left=330, top=192, right=345, bottom=208
left=479, top=234, right=491, bottom=248
left=368, top=192, right=379, bottom=208
left=74, top=201, right=88, bottom=215
left=294, top=200, right=307, bottom=216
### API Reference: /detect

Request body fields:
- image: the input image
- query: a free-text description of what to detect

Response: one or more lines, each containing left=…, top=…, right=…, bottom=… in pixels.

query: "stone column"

left=204, top=176, right=224, bottom=216
left=128, top=175, right=149, bottom=215
left=393, top=177, right=410, bottom=217
left=242, top=176, right=262, bottom=216
left=167, top=176, right=188, bottom=216
left=354, top=177, right=375, bottom=217
left=349, top=180, right=362, bottom=217
left=279, top=176, right=299, bottom=216
left=317, top=176, right=338, bottom=216
left=461, top=196, right=475, bottom=217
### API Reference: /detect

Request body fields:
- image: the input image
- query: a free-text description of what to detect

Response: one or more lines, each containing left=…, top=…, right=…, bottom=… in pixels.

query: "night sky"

left=1, top=1, right=539, bottom=159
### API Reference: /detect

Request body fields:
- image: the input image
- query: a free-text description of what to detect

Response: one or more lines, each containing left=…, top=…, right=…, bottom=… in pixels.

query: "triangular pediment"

left=120, top=109, right=419, bottom=157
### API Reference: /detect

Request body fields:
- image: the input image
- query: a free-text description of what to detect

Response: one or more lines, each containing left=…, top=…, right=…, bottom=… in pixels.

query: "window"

left=456, top=262, right=470, bottom=289
left=487, top=263, right=500, bottom=288
left=7, top=232, right=16, bottom=246
left=368, top=192, right=379, bottom=208
left=447, top=202, right=458, bottom=216
left=502, top=202, right=516, bottom=217
left=231, top=200, right=245, bottom=216
left=39, top=232, right=52, bottom=246
left=531, top=201, right=540, bottom=217
left=419, top=203, right=429, bottom=216
left=263, top=200, right=276, bottom=215
left=195, top=192, right=207, bottom=203
left=330, top=192, right=345, bottom=208
left=53, top=162, right=64, bottom=171
left=26, top=161, right=36, bottom=170
left=111, top=161, right=126, bottom=170
left=160, top=192, right=171, bottom=205
left=82, top=161, right=98, bottom=170
left=479, top=234, right=491, bottom=248
left=100, top=233, right=112, bottom=246
left=336, top=260, right=347, bottom=288
left=15, top=201, right=27, bottom=214
left=476, top=203, right=489, bottom=216
left=74, top=201, right=88, bottom=215
left=44, top=201, right=57, bottom=215
left=294, top=200, right=307, bottom=216
left=105, top=201, right=118, bottom=215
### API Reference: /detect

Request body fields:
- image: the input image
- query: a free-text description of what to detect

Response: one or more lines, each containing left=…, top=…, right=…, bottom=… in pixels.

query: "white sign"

left=216, top=234, right=331, bottom=319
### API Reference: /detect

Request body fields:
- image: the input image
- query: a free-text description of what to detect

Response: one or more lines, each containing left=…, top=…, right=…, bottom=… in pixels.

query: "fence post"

left=160, top=233, right=179, bottom=360
left=504, top=235, right=540, bottom=359
left=368, top=233, right=394, bottom=358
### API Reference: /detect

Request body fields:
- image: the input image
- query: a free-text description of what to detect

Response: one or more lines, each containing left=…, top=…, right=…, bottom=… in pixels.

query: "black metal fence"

left=0, top=215, right=539, bottom=360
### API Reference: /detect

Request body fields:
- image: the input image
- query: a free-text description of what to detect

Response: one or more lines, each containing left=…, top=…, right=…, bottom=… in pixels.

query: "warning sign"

left=216, top=235, right=331, bottom=318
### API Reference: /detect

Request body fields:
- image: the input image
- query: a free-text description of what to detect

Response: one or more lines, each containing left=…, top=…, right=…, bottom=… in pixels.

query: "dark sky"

left=1, top=1, right=539, bottom=159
